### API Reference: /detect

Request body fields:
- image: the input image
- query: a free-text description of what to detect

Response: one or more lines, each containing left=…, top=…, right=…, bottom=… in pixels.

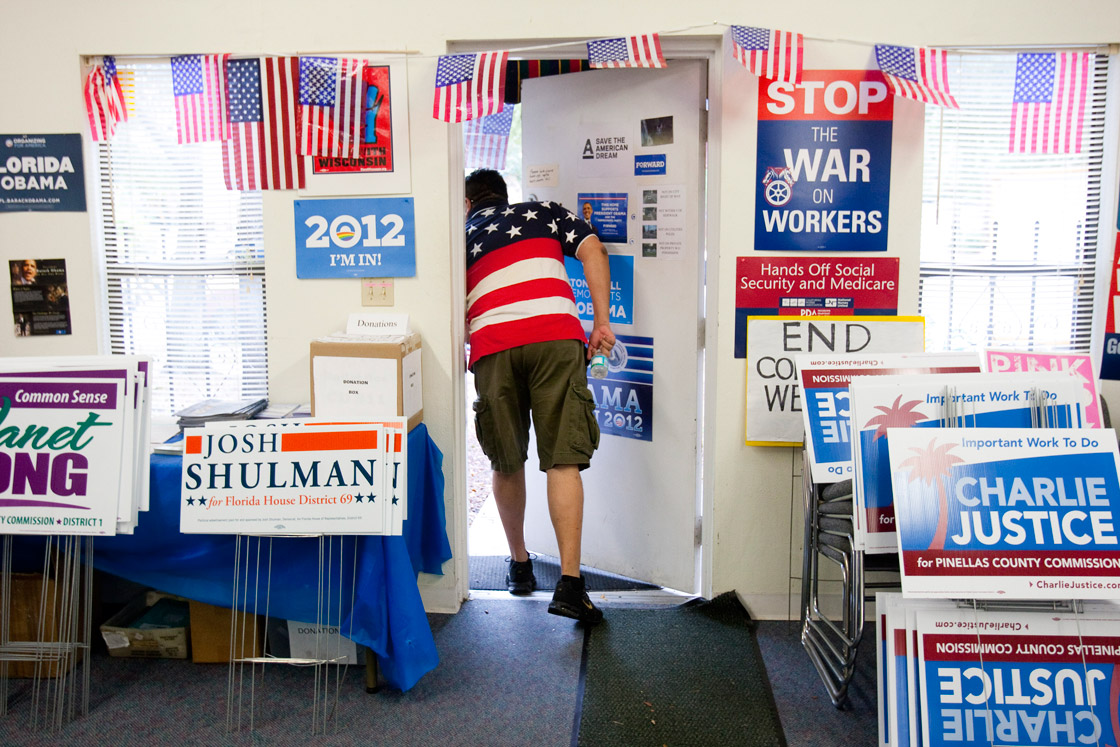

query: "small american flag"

left=223, top=57, right=304, bottom=191
left=299, top=56, right=365, bottom=158
left=463, top=106, right=515, bottom=171
left=171, top=54, right=231, bottom=143
left=730, top=26, right=802, bottom=85
left=874, top=45, right=958, bottom=109
left=433, top=52, right=508, bottom=123
left=587, top=34, right=665, bottom=69
left=84, top=56, right=128, bottom=142
left=1010, top=52, right=1091, bottom=154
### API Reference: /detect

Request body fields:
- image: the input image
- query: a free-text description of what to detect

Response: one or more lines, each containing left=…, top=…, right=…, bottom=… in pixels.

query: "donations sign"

left=889, top=427, right=1120, bottom=599
left=917, top=608, right=1120, bottom=747
left=755, top=70, right=893, bottom=252
left=0, top=377, right=127, bottom=534
left=181, top=421, right=398, bottom=535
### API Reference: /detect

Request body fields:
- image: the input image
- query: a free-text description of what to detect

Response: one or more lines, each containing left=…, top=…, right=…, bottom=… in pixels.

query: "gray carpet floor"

left=0, top=599, right=879, bottom=746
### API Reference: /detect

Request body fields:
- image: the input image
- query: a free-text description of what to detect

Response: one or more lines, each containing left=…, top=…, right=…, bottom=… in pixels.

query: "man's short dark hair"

left=465, top=169, right=508, bottom=205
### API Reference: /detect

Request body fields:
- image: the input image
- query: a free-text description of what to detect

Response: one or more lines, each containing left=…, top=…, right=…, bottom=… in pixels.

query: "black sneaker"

left=548, top=575, right=603, bottom=625
left=506, top=556, right=536, bottom=595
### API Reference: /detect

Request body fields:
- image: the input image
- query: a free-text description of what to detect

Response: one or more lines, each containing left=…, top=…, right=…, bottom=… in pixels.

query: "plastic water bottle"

left=589, top=352, right=609, bottom=379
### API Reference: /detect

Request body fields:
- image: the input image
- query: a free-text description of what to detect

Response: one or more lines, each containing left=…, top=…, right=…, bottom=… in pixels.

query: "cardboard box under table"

left=99, top=591, right=189, bottom=659
left=3, top=572, right=83, bottom=678
left=310, top=333, right=423, bottom=430
left=189, top=600, right=264, bottom=663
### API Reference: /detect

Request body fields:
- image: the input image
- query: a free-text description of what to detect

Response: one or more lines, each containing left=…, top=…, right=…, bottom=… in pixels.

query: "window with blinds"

left=92, top=58, right=268, bottom=417
left=919, top=51, right=1108, bottom=353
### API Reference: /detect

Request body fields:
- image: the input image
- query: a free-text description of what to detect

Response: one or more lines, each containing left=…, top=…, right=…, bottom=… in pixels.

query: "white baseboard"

left=419, top=586, right=462, bottom=615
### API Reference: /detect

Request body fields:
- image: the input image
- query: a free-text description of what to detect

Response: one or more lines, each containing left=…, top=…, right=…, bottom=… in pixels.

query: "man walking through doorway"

left=465, top=168, right=614, bottom=625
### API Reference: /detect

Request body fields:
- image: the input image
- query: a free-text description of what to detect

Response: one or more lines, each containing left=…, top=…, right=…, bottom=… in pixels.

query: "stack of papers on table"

left=175, top=398, right=268, bottom=430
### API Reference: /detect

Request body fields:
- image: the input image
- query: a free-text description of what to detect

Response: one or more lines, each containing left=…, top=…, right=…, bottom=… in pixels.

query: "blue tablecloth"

left=93, top=423, right=452, bottom=692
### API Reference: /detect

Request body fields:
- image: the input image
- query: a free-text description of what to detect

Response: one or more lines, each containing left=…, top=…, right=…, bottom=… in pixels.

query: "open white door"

left=520, top=61, right=706, bottom=592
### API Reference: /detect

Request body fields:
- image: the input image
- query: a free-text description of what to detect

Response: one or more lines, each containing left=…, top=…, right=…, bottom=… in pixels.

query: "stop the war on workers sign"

left=755, top=70, right=893, bottom=252
left=888, top=427, right=1120, bottom=599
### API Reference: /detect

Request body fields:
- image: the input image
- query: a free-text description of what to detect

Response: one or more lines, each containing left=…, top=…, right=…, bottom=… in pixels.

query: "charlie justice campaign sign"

left=916, top=606, right=1120, bottom=747
left=851, top=372, right=1092, bottom=555
left=888, top=427, right=1120, bottom=599
left=755, top=70, right=893, bottom=252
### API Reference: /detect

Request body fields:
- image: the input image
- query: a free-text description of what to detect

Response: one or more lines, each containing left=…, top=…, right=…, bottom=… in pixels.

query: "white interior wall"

left=1, top=1, right=1118, bottom=618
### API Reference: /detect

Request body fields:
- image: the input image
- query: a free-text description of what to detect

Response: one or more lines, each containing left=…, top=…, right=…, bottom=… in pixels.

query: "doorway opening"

left=455, top=46, right=714, bottom=599
left=460, top=108, right=658, bottom=592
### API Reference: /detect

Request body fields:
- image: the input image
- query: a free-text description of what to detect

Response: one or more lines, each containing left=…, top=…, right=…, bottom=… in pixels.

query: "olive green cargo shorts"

left=472, top=340, right=600, bottom=473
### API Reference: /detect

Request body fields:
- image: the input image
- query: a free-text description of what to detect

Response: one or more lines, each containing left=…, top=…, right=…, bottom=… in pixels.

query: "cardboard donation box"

left=310, top=332, right=423, bottom=430
left=99, top=591, right=190, bottom=659
left=5, top=573, right=82, bottom=678
left=188, top=600, right=264, bottom=663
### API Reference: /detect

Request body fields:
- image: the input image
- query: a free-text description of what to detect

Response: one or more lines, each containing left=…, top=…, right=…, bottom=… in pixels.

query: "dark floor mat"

left=577, top=592, right=787, bottom=746
left=470, top=554, right=660, bottom=592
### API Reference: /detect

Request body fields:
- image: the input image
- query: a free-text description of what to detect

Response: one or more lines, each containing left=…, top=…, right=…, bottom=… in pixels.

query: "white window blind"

left=93, top=58, right=268, bottom=417
left=919, top=51, right=1108, bottom=353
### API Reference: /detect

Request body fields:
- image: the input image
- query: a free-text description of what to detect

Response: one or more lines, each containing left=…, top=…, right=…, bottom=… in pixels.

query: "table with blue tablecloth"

left=93, top=423, right=452, bottom=692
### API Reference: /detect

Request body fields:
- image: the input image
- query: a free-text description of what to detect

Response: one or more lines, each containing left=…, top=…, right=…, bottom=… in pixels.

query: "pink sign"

left=985, top=349, right=1101, bottom=427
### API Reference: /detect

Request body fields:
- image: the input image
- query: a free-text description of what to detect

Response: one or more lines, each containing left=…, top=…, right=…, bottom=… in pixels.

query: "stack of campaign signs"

left=876, top=594, right=1120, bottom=747
left=0, top=356, right=151, bottom=536
left=179, top=418, right=408, bottom=536
left=801, top=352, right=1120, bottom=746
left=849, top=371, right=1093, bottom=555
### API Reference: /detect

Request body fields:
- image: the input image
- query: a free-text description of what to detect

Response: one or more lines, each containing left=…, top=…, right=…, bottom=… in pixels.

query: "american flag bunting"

left=587, top=34, right=665, bottom=69
left=171, top=54, right=231, bottom=143
left=874, top=44, right=958, bottom=109
left=223, top=57, right=305, bottom=191
left=1010, top=52, right=1091, bottom=155
left=730, top=26, right=803, bottom=85
left=299, top=56, right=365, bottom=158
left=433, top=51, right=508, bottom=123
left=463, top=106, right=515, bottom=171
left=84, top=56, right=128, bottom=142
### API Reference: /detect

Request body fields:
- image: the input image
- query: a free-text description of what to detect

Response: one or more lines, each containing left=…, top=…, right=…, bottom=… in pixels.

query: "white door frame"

left=446, top=35, right=724, bottom=603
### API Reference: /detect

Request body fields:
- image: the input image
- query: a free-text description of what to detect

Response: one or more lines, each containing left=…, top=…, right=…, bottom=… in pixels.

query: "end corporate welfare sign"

left=755, top=70, right=892, bottom=252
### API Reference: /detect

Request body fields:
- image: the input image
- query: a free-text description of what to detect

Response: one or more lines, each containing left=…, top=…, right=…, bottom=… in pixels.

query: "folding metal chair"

left=799, top=450, right=899, bottom=708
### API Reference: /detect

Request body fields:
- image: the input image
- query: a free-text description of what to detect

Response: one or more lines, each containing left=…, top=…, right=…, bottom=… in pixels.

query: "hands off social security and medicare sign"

left=755, top=70, right=893, bottom=252
left=294, top=197, right=415, bottom=278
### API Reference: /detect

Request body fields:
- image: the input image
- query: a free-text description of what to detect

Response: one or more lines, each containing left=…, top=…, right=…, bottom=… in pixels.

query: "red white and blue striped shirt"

left=466, top=200, right=593, bottom=369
